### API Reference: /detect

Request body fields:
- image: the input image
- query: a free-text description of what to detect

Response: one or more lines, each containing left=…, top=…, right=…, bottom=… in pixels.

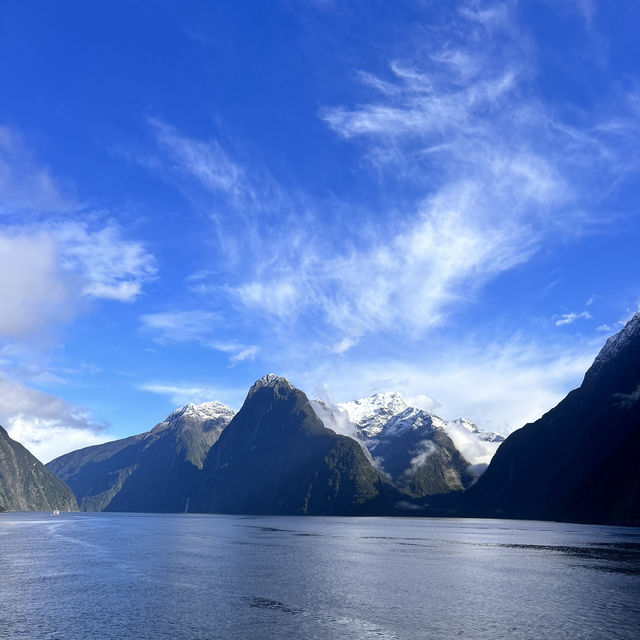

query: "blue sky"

left=1, top=0, right=639, bottom=462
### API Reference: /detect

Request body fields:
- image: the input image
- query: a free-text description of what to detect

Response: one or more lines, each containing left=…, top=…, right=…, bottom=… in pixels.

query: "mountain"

left=368, top=407, right=474, bottom=496
left=465, top=312, right=640, bottom=526
left=324, top=393, right=504, bottom=496
left=441, top=418, right=505, bottom=477
left=195, top=375, right=396, bottom=515
left=0, top=425, right=77, bottom=512
left=338, top=393, right=409, bottom=439
left=47, top=401, right=234, bottom=512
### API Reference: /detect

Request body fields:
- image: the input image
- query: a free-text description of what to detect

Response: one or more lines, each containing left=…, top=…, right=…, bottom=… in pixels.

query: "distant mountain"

left=47, top=401, right=234, bottom=512
left=369, top=407, right=474, bottom=496
left=0, top=425, right=77, bottom=512
left=314, top=393, right=504, bottom=496
left=465, top=312, right=640, bottom=526
left=195, top=375, right=396, bottom=515
left=440, top=417, right=505, bottom=477
left=338, top=392, right=409, bottom=439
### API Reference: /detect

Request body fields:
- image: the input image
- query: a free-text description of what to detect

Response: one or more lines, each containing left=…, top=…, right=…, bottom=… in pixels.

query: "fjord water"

left=1, top=514, right=638, bottom=639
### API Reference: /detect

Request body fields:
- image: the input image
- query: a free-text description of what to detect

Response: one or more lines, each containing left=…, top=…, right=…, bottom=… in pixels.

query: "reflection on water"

left=1, top=513, right=639, bottom=639
left=469, top=541, right=640, bottom=574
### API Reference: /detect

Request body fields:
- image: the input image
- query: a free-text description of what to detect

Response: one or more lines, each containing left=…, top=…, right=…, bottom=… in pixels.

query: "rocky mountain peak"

left=589, top=311, right=640, bottom=376
left=379, top=407, right=443, bottom=437
left=247, top=374, right=294, bottom=397
left=338, top=392, right=408, bottom=438
left=167, top=401, right=235, bottom=424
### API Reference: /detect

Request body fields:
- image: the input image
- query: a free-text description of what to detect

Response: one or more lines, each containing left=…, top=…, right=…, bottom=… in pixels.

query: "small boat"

left=52, top=509, right=60, bottom=516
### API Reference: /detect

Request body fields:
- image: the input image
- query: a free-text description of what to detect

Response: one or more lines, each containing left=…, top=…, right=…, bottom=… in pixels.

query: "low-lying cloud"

left=0, top=373, right=110, bottom=463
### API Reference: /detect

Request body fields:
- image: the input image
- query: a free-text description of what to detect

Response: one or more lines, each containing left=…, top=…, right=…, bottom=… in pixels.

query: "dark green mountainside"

left=464, top=312, right=640, bottom=526
left=0, top=425, right=77, bottom=512
left=47, top=401, right=234, bottom=512
left=194, top=375, right=397, bottom=515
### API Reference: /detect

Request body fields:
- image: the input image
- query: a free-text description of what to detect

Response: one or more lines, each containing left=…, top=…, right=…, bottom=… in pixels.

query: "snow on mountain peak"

left=589, top=311, right=640, bottom=376
left=379, top=407, right=444, bottom=437
left=332, top=390, right=505, bottom=472
left=446, top=417, right=505, bottom=443
left=249, top=373, right=294, bottom=395
left=164, top=401, right=235, bottom=426
left=147, top=400, right=235, bottom=438
left=338, top=392, right=408, bottom=438
left=181, top=401, right=234, bottom=422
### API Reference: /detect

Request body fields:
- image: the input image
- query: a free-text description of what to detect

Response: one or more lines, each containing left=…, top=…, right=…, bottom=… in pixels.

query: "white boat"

left=52, top=509, right=60, bottom=516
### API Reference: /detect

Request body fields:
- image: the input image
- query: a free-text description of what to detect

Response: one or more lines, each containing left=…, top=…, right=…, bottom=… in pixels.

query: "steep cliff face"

left=465, top=313, right=640, bottom=525
left=0, top=425, right=77, bottom=512
left=47, top=401, right=234, bottom=512
left=195, top=375, right=396, bottom=515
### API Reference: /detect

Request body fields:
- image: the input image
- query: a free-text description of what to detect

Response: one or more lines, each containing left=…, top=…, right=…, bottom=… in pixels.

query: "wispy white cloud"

left=232, top=139, right=569, bottom=338
left=597, top=305, right=640, bottom=334
left=229, top=345, right=259, bottom=364
left=0, top=126, right=74, bottom=215
left=555, top=0, right=597, bottom=25
left=331, top=336, right=358, bottom=355
left=130, top=2, right=637, bottom=438
left=294, top=334, right=601, bottom=435
left=138, top=381, right=245, bottom=409
left=218, top=3, right=615, bottom=341
left=54, top=222, right=157, bottom=302
left=143, top=4, right=626, bottom=347
left=140, top=310, right=220, bottom=343
left=146, top=118, right=309, bottom=273
left=555, top=310, right=592, bottom=326
left=0, top=373, right=110, bottom=463
left=150, top=118, right=245, bottom=200
left=140, top=310, right=259, bottom=364
left=131, top=3, right=637, bottom=405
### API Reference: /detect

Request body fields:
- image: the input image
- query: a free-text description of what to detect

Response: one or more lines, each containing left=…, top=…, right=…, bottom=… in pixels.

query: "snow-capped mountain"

left=48, top=399, right=235, bottom=512
left=164, top=401, right=235, bottom=425
left=152, top=401, right=235, bottom=445
left=335, top=392, right=504, bottom=467
left=196, top=375, right=393, bottom=515
left=367, top=405, right=473, bottom=496
left=311, top=392, right=505, bottom=495
left=588, top=311, right=640, bottom=377
left=338, top=392, right=408, bottom=438
left=376, top=406, right=448, bottom=437
left=248, top=373, right=294, bottom=396
left=147, top=400, right=235, bottom=466
left=447, top=417, right=505, bottom=443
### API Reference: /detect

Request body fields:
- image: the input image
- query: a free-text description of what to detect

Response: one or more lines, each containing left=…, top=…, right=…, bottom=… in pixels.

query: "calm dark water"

left=1, top=513, right=639, bottom=639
